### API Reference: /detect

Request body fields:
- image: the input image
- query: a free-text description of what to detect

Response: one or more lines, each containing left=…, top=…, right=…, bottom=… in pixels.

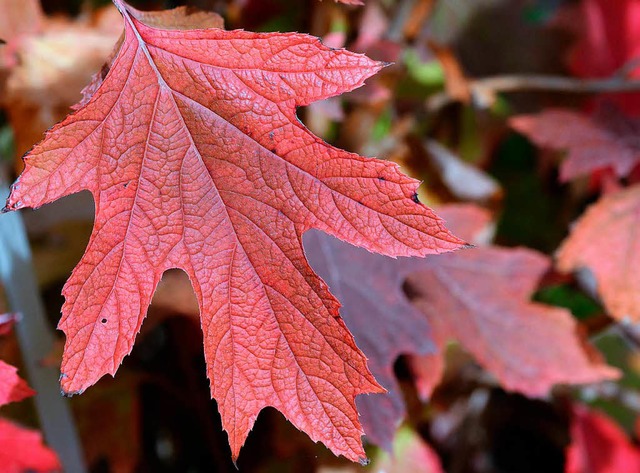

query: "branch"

left=0, top=182, right=87, bottom=472
left=426, top=74, right=640, bottom=112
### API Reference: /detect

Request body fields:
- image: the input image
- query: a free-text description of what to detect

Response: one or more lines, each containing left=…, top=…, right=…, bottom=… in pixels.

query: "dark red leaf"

left=0, top=360, right=35, bottom=407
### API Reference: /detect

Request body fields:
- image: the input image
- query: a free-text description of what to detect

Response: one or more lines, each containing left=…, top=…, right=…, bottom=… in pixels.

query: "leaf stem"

left=427, top=74, right=640, bottom=112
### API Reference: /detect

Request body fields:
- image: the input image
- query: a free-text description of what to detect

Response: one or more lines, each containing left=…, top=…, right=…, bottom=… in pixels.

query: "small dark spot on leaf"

left=123, top=182, right=129, bottom=188
left=378, top=176, right=386, bottom=181
left=411, top=193, right=420, bottom=203
left=269, top=131, right=274, bottom=140
left=101, top=318, right=107, bottom=324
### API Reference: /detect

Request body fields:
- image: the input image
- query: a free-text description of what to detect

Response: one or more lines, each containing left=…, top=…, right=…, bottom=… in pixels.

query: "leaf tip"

left=59, top=373, right=85, bottom=397
left=2, top=200, right=22, bottom=213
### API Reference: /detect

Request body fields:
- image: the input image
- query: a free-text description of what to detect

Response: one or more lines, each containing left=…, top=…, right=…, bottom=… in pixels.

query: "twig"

left=426, top=74, right=640, bottom=112
left=0, top=183, right=87, bottom=472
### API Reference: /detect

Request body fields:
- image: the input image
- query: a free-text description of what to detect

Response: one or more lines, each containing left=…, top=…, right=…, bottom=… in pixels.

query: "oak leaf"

left=5, top=0, right=463, bottom=462
left=511, top=105, right=640, bottom=182
left=557, top=185, right=640, bottom=321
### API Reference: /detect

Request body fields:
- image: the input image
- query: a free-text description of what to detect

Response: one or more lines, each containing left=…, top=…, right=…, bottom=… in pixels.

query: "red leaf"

left=5, top=0, right=463, bottom=461
left=511, top=105, right=640, bottom=182
left=557, top=185, right=640, bottom=321
left=568, top=0, right=640, bottom=113
left=0, top=360, right=35, bottom=407
left=0, top=418, right=61, bottom=473
left=407, top=247, right=618, bottom=398
left=566, top=405, right=640, bottom=473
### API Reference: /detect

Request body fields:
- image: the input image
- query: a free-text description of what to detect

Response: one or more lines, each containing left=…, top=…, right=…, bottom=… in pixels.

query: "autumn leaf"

left=0, top=418, right=62, bottom=473
left=0, top=360, right=35, bottom=406
left=511, top=104, right=640, bottom=182
left=0, top=315, right=34, bottom=409
left=565, top=405, right=640, bottom=473
left=407, top=247, right=618, bottom=398
left=557, top=185, right=640, bottom=321
left=4, top=0, right=463, bottom=462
